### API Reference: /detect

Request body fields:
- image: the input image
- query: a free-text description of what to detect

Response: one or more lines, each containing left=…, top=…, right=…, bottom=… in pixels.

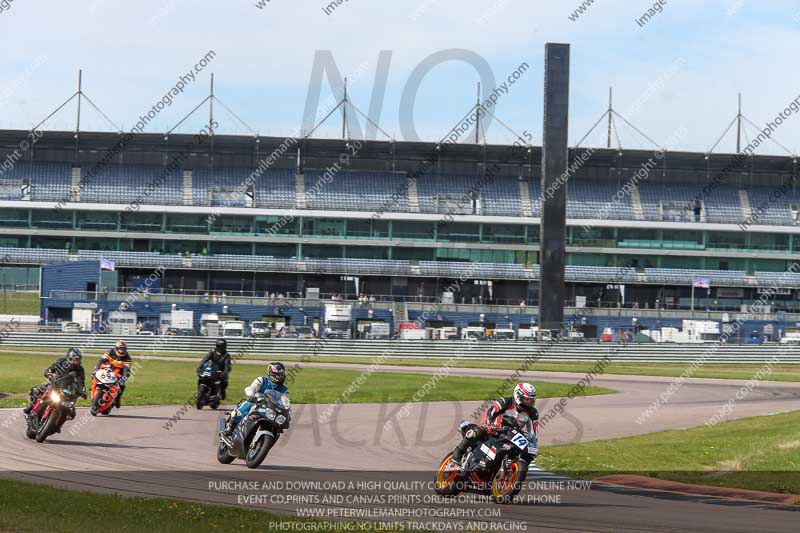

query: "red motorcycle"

left=91, top=361, right=123, bottom=416
left=26, top=375, right=83, bottom=443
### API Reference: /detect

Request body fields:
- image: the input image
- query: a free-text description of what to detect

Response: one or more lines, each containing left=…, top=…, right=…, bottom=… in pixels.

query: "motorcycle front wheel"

left=433, top=453, right=463, bottom=496
left=35, top=412, right=57, bottom=443
left=245, top=434, right=275, bottom=469
left=216, top=441, right=235, bottom=464
left=490, top=459, right=527, bottom=504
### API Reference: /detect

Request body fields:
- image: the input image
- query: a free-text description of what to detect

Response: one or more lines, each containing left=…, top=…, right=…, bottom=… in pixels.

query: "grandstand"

left=2, top=128, right=800, bottom=330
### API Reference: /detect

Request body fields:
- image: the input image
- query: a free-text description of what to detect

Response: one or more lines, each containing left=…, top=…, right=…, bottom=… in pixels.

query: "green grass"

left=538, top=410, right=800, bottom=495
left=0, top=353, right=613, bottom=408
left=0, top=479, right=378, bottom=533
left=0, top=291, right=39, bottom=315
left=3, top=346, right=800, bottom=382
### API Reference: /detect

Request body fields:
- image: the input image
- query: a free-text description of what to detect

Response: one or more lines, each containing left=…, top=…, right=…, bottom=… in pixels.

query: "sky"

left=1, top=0, right=799, bottom=155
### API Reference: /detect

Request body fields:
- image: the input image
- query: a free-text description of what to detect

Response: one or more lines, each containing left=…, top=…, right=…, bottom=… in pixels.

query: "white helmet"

left=513, top=383, right=537, bottom=409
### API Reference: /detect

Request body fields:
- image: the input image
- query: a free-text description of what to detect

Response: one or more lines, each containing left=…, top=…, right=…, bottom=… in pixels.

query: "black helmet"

left=267, top=362, right=286, bottom=386
left=215, top=339, right=227, bottom=353
left=66, top=347, right=83, bottom=366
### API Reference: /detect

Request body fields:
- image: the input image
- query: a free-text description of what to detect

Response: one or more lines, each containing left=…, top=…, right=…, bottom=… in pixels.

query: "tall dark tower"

left=539, top=43, right=570, bottom=334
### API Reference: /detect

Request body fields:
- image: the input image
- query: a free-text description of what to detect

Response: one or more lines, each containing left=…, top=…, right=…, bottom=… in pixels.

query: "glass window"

left=255, top=215, right=297, bottom=236
left=0, top=209, right=29, bottom=228
left=76, top=211, right=117, bottom=230
left=393, top=247, right=434, bottom=261
left=570, top=227, right=614, bottom=247
left=31, top=236, right=71, bottom=250
left=392, top=221, right=434, bottom=240
left=212, top=241, right=252, bottom=255
left=437, top=222, right=480, bottom=242
left=707, top=232, right=746, bottom=250
left=166, top=214, right=208, bottom=234
left=211, top=215, right=252, bottom=234
left=346, top=219, right=389, bottom=239
left=481, top=223, right=525, bottom=244
left=255, top=243, right=296, bottom=258
left=747, top=232, right=789, bottom=252
left=303, top=218, right=345, bottom=238
left=303, top=244, right=343, bottom=259
left=662, top=230, right=703, bottom=249
left=120, top=212, right=162, bottom=232
left=75, top=237, right=117, bottom=251
left=618, top=228, right=659, bottom=248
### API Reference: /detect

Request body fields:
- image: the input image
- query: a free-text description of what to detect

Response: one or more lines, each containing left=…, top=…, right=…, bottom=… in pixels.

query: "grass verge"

left=0, top=353, right=613, bottom=408
left=2, top=346, right=799, bottom=382
left=538, top=410, right=800, bottom=495
left=0, top=479, right=378, bottom=533
left=0, top=291, right=39, bottom=315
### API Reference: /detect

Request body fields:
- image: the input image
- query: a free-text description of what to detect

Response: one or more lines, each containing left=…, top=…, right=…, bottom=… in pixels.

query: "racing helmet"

left=115, top=339, right=128, bottom=355
left=267, top=362, right=286, bottom=386
left=215, top=338, right=227, bottom=353
left=66, top=347, right=83, bottom=366
left=513, top=382, right=537, bottom=409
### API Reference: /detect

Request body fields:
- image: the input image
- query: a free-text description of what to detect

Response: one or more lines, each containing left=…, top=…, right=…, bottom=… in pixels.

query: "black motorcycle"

left=196, top=364, right=223, bottom=410
left=26, top=374, right=84, bottom=443
left=434, top=412, right=538, bottom=504
left=216, top=390, right=291, bottom=469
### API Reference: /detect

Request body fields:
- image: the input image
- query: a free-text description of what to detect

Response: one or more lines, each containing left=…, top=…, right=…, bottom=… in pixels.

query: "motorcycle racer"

left=23, top=347, right=87, bottom=418
left=198, top=339, right=232, bottom=400
left=451, top=382, right=539, bottom=464
left=95, top=340, right=132, bottom=408
left=221, top=362, right=287, bottom=437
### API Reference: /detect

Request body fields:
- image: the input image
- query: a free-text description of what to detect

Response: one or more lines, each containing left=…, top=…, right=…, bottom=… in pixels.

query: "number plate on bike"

left=510, top=432, right=528, bottom=450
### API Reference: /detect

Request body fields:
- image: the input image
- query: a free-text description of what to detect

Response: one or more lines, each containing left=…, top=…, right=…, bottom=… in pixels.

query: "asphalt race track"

left=2, top=369, right=799, bottom=532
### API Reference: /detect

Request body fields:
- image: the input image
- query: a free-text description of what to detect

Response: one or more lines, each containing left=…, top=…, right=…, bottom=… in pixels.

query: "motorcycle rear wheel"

left=216, top=441, right=235, bottom=464
left=490, top=459, right=527, bottom=504
left=35, top=412, right=57, bottom=443
left=433, top=453, right=463, bottom=496
left=245, top=434, right=275, bottom=469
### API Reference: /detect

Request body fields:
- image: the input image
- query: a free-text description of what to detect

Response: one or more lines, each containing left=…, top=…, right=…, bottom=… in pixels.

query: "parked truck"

left=323, top=303, right=352, bottom=339
left=71, top=308, right=94, bottom=333
left=200, top=313, right=221, bottom=336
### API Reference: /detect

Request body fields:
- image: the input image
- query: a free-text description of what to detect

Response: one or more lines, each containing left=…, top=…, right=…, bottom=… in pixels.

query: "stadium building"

left=1, top=128, right=799, bottom=336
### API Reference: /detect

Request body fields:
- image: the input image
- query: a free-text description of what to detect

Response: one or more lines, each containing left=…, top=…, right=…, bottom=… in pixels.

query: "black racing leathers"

left=198, top=349, right=232, bottom=400
left=26, top=358, right=86, bottom=416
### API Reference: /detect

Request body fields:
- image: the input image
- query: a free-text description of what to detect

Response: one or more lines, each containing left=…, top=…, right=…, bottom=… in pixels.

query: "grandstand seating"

left=4, top=161, right=800, bottom=226
left=304, top=170, right=408, bottom=212
left=480, top=176, right=522, bottom=216
left=416, top=175, right=482, bottom=214
left=193, top=167, right=251, bottom=207
left=568, top=179, right=634, bottom=220
left=255, top=169, right=296, bottom=208
left=0, top=161, right=72, bottom=202
left=703, top=185, right=745, bottom=224
left=83, top=164, right=182, bottom=205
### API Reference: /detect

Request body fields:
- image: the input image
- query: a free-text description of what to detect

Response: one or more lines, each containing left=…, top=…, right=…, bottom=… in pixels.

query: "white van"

left=222, top=321, right=246, bottom=337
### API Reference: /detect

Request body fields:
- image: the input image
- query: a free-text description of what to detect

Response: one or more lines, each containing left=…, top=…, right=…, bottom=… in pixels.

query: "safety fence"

left=2, top=333, right=799, bottom=363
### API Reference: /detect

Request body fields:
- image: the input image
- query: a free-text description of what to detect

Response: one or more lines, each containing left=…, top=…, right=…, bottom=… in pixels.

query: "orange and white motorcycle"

left=90, top=360, right=124, bottom=416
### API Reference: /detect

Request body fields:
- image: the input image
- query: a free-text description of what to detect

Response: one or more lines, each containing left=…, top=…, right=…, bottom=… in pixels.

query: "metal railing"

left=1, top=332, right=798, bottom=363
